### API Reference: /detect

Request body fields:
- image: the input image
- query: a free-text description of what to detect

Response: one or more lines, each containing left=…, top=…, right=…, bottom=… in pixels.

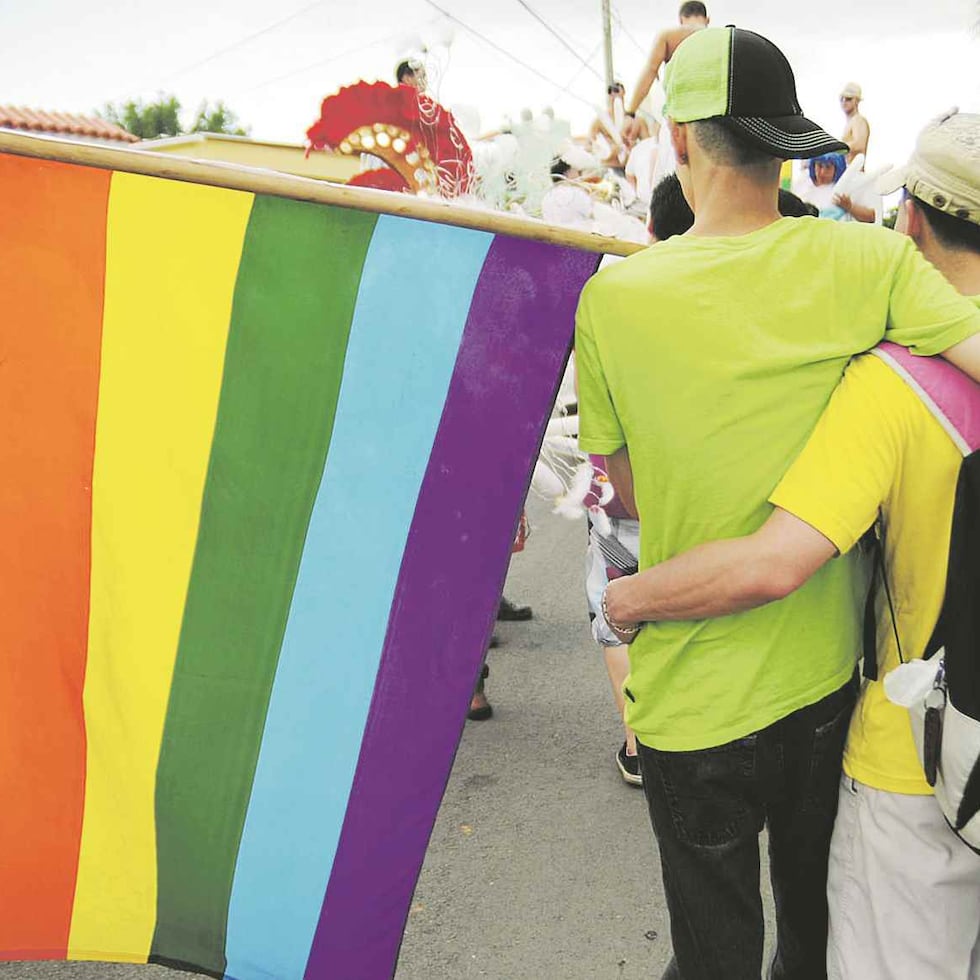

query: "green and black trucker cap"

left=664, top=26, right=848, bottom=160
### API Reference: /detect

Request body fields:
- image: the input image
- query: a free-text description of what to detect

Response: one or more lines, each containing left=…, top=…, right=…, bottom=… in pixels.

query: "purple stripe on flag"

left=303, top=236, right=601, bottom=979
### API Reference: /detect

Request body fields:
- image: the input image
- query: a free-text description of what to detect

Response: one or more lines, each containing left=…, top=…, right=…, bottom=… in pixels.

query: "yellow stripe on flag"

left=68, top=172, right=254, bottom=961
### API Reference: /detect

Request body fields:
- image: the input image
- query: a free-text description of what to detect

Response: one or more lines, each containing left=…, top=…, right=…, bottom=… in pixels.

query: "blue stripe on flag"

left=223, top=215, right=493, bottom=980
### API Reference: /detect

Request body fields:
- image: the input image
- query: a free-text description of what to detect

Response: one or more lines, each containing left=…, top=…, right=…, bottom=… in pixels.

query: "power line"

left=552, top=39, right=604, bottom=103
left=513, top=0, right=604, bottom=81
left=160, top=0, right=329, bottom=85
left=532, top=4, right=600, bottom=53
left=611, top=4, right=649, bottom=57
left=241, top=30, right=406, bottom=94
left=422, top=0, right=596, bottom=108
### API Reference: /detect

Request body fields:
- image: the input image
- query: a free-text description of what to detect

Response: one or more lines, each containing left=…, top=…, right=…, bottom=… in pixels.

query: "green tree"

left=191, top=100, right=249, bottom=136
left=99, top=95, right=250, bottom=140
left=100, top=96, right=182, bottom=139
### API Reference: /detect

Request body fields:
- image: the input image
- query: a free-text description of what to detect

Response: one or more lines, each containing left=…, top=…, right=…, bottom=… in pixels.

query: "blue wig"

left=808, top=152, right=847, bottom=184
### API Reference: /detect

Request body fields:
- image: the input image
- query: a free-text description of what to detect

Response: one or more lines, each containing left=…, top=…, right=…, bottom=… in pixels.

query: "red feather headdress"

left=306, top=81, right=474, bottom=197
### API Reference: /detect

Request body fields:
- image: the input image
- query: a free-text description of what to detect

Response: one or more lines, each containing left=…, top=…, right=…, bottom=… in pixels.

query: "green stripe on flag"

left=149, top=196, right=378, bottom=976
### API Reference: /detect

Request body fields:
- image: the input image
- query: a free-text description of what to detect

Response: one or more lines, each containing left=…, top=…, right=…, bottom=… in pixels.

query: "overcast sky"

left=2, top=0, right=977, bottom=169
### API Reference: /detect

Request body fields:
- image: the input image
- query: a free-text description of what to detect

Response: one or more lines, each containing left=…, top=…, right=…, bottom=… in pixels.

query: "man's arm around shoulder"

left=605, top=509, right=837, bottom=634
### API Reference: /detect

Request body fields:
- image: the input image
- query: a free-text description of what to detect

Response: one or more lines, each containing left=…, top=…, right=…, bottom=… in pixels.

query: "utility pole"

left=601, top=0, right=614, bottom=88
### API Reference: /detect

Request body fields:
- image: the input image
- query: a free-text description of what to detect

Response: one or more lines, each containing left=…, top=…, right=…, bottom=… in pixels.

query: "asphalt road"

left=1, top=497, right=774, bottom=980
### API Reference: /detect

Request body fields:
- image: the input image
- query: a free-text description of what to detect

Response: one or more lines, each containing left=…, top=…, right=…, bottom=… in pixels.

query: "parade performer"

left=796, top=152, right=879, bottom=223
left=839, top=82, right=870, bottom=164
left=589, top=82, right=648, bottom=169
left=306, top=78, right=474, bottom=197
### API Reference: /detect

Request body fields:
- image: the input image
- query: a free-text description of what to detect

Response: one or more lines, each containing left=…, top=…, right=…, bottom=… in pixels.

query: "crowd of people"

left=378, top=2, right=887, bottom=244
left=571, top=18, right=980, bottom=980
left=540, top=2, right=887, bottom=244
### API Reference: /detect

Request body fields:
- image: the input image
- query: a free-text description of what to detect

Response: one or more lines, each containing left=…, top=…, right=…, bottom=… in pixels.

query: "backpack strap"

left=872, top=343, right=980, bottom=456
left=862, top=515, right=905, bottom=681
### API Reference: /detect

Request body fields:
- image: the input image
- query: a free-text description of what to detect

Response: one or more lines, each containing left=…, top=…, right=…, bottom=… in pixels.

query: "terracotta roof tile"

left=0, top=105, right=139, bottom=143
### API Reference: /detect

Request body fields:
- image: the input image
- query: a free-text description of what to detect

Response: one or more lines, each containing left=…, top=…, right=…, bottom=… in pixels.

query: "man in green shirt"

left=575, top=27, right=980, bottom=980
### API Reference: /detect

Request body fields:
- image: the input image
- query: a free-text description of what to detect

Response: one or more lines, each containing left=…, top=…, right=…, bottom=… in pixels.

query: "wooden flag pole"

left=0, top=131, right=641, bottom=258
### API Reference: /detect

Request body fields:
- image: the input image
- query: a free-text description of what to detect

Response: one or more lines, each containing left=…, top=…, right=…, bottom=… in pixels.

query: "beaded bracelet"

left=601, top=584, right=641, bottom=636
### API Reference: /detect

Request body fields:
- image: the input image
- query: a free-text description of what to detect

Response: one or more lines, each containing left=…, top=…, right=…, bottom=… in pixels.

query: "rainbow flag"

left=0, top=148, right=603, bottom=979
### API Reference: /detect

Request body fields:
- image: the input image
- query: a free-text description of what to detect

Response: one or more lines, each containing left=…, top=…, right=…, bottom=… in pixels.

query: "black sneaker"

left=616, top=742, right=643, bottom=787
left=468, top=664, right=493, bottom=721
left=498, top=596, right=533, bottom=621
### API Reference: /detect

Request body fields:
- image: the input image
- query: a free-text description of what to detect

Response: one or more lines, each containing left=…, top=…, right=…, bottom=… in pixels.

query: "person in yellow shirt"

left=602, top=109, right=980, bottom=979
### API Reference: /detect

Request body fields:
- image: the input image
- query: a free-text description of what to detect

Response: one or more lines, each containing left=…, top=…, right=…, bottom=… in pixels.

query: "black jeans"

left=637, top=674, right=858, bottom=980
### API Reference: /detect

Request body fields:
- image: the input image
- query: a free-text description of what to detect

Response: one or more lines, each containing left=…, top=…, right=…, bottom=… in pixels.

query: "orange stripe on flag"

left=0, top=155, right=110, bottom=958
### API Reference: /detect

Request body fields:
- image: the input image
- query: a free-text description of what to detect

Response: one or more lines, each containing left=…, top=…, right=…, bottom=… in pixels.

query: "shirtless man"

left=621, top=1, right=709, bottom=144
left=840, top=82, right=870, bottom=163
